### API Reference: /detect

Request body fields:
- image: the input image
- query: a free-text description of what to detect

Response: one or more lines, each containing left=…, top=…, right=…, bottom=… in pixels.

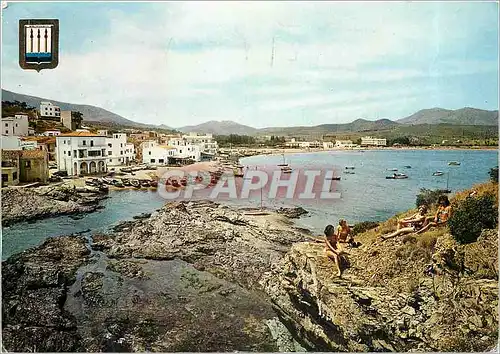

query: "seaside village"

left=1, top=100, right=387, bottom=188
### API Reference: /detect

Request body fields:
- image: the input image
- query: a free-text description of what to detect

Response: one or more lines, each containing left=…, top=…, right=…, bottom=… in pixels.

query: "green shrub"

left=416, top=188, right=443, bottom=207
left=448, top=194, right=498, bottom=244
left=352, top=221, right=379, bottom=235
left=489, top=166, right=498, bottom=183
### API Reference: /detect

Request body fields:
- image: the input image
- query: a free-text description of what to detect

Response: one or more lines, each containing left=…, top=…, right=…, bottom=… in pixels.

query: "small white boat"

left=432, top=171, right=444, bottom=176
left=448, top=161, right=461, bottom=166
left=386, top=173, right=408, bottom=179
left=281, top=166, right=292, bottom=174
left=387, top=168, right=398, bottom=171
left=345, top=166, right=355, bottom=170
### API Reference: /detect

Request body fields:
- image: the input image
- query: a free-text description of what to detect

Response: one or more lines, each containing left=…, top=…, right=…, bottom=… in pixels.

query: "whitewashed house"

left=361, top=136, right=387, bottom=146
left=323, top=141, right=335, bottom=149
left=335, top=140, right=357, bottom=148
left=40, top=101, right=61, bottom=119
left=42, top=130, right=61, bottom=136
left=182, top=132, right=218, bottom=156
left=141, top=140, right=176, bottom=165
left=104, top=133, right=135, bottom=166
left=168, top=138, right=201, bottom=162
left=55, top=132, right=108, bottom=175
left=2, top=115, right=29, bottom=136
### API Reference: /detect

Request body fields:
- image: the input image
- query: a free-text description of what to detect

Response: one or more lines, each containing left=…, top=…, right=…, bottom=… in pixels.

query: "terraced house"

left=55, top=132, right=107, bottom=176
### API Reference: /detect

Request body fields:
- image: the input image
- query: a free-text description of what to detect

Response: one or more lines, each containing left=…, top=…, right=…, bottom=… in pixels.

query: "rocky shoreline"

left=2, top=201, right=311, bottom=352
left=1, top=185, right=108, bottom=226
left=2, top=199, right=498, bottom=352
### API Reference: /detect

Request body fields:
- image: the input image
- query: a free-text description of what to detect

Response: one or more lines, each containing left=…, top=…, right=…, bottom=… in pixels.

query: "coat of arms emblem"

left=19, top=19, right=59, bottom=71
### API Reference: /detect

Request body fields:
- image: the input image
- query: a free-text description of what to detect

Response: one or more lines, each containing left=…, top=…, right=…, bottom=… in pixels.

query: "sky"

left=1, top=1, right=498, bottom=128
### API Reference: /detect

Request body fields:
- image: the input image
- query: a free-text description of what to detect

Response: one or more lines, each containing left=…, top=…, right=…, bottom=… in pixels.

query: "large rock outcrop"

left=1, top=186, right=106, bottom=226
left=262, top=229, right=498, bottom=352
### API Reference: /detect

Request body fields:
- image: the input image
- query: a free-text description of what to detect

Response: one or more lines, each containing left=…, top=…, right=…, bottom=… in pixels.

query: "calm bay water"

left=2, top=149, right=497, bottom=259
left=240, top=149, right=498, bottom=233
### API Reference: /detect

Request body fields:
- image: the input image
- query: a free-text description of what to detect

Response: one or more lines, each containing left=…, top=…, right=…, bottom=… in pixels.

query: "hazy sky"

left=2, top=1, right=498, bottom=128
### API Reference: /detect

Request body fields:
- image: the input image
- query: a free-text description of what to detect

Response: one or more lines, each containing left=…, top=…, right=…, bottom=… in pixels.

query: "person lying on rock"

left=381, top=205, right=428, bottom=240
left=415, top=195, right=451, bottom=234
left=337, top=219, right=361, bottom=247
left=324, top=224, right=348, bottom=277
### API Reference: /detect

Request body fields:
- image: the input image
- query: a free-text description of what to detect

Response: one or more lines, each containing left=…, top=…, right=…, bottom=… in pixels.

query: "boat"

left=85, top=179, right=96, bottom=186
left=113, top=180, right=125, bottom=188
left=130, top=179, right=141, bottom=188
left=386, top=173, right=408, bottom=179
left=150, top=180, right=158, bottom=188
left=234, top=166, right=244, bottom=178
left=327, top=176, right=341, bottom=181
left=141, top=180, right=151, bottom=187
left=404, top=165, right=412, bottom=168
left=344, top=171, right=355, bottom=174
left=345, top=166, right=355, bottom=170
left=448, top=161, right=461, bottom=166
left=277, top=153, right=289, bottom=167
left=281, top=166, right=292, bottom=174
left=387, top=168, right=398, bottom=171
left=432, top=171, right=444, bottom=176
left=102, top=177, right=114, bottom=184
left=122, top=179, right=132, bottom=186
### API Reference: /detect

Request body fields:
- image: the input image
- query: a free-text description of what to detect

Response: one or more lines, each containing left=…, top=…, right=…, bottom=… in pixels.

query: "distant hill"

left=178, top=120, right=258, bottom=135
left=397, top=107, right=498, bottom=126
left=1, top=89, right=147, bottom=127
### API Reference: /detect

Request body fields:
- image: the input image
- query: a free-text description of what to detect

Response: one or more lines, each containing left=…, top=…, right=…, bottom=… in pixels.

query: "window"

left=108, top=143, right=112, bottom=148
left=2, top=174, right=8, bottom=182
left=74, top=150, right=77, bottom=157
left=4, top=123, right=7, bottom=127
left=63, top=140, right=66, bottom=144
left=148, top=151, right=151, bottom=155
left=15, top=124, right=18, bottom=127
left=120, top=151, right=123, bottom=155
left=5, top=130, right=8, bottom=134
left=24, top=161, right=31, bottom=168
left=108, top=151, right=112, bottom=156
left=159, top=159, right=164, bottom=164
left=180, top=149, right=183, bottom=153
left=150, top=159, right=155, bottom=163
left=120, top=143, right=123, bottom=147
left=82, top=140, right=86, bottom=145
left=90, top=140, right=94, bottom=147
left=109, top=159, right=112, bottom=162
left=68, top=151, right=71, bottom=156
left=88, top=150, right=101, bottom=157
left=13, top=172, right=17, bottom=180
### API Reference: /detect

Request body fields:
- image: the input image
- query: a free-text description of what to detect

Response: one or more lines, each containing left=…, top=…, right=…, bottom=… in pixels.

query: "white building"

left=335, top=140, right=358, bottom=148
left=285, top=138, right=301, bottom=148
left=55, top=132, right=108, bottom=175
left=42, top=130, right=61, bottom=136
left=323, top=142, right=335, bottom=149
left=168, top=138, right=202, bottom=161
left=40, top=101, right=61, bottom=119
left=182, top=132, right=218, bottom=156
left=360, top=136, right=387, bottom=146
left=141, top=140, right=176, bottom=165
left=105, top=133, right=135, bottom=166
left=2, top=115, right=29, bottom=136
left=299, top=141, right=322, bottom=148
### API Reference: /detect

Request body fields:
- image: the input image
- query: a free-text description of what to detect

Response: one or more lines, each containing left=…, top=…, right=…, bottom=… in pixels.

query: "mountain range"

left=2, top=89, right=149, bottom=128
left=2, top=89, right=498, bottom=135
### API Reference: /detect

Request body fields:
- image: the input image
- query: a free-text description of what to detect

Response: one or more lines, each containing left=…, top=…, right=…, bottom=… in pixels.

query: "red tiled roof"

left=20, top=149, right=47, bottom=159
left=58, top=132, right=100, bottom=137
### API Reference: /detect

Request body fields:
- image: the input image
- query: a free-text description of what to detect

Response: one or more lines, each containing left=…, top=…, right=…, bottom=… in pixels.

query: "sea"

left=2, top=149, right=497, bottom=259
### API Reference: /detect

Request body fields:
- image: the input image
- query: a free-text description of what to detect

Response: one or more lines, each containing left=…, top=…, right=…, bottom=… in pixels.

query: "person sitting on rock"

left=416, top=195, right=452, bottom=234
left=381, top=205, right=428, bottom=240
left=337, top=219, right=360, bottom=247
left=324, top=224, right=348, bottom=277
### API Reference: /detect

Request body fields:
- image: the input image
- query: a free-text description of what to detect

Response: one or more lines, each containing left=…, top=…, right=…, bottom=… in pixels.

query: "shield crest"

left=19, top=19, right=59, bottom=72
